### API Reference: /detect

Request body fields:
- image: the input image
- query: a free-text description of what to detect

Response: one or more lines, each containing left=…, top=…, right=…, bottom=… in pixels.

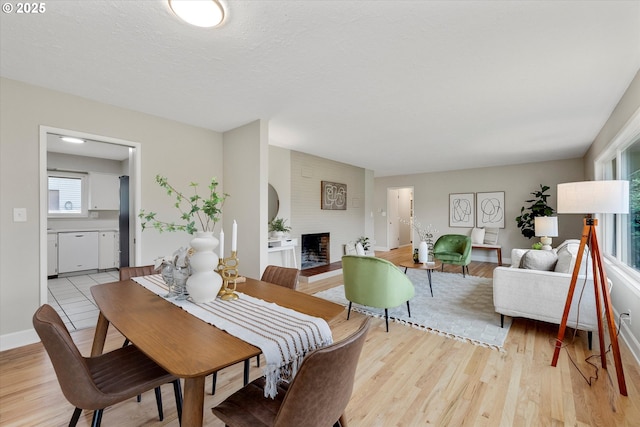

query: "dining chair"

left=119, top=265, right=156, bottom=347
left=342, top=255, right=415, bottom=332
left=32, top=304, right=183, bottom=427
left=260, top=265, right=300, bottom=290
left=211, top=318, right=370, bottom=427
left=211, top=265, right=301, bottom=394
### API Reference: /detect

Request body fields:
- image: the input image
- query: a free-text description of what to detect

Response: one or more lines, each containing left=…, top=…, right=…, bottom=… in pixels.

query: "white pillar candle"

left=231, top=220, right=237, bottom=252
left=219, top=229, right=224, bottom=259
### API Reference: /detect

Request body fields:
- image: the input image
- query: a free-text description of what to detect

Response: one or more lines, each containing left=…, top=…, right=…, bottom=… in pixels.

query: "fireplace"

left=301, top=233, right=330, bottom=270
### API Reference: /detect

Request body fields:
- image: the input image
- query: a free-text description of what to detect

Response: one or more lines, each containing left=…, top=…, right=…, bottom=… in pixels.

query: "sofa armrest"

left=493, top=266, right=600, bottom=331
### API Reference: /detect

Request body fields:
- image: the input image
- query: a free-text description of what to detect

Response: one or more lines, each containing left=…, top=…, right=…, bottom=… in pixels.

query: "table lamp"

left=534, top=216, right=558, bottom=250
left=551, top=180, right=629, bottom=396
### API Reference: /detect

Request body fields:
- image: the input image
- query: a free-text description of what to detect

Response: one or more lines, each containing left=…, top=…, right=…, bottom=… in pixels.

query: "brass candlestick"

left=219, top=251, right=240, bottom=301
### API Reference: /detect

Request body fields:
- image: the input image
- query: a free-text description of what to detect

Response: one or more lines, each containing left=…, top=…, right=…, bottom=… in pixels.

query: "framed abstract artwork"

left=476, top=191, right=505, bottom=228
left=449, top=193, right=474, bottom=227
left=321, top=181, right=347, bottom=210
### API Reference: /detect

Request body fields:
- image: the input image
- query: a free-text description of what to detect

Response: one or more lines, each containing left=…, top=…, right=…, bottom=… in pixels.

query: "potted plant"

left=269, top=217, right=291, bottom=238
left=356, top=236, right=371, bottom=252
left=515, top=184, right=555, bottom=239
left=139, top=175, right=229, bottom=303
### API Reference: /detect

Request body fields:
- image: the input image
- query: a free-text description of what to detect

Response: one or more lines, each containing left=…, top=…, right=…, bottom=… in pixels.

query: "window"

left=599, top=133, right=640, bottom=275
left=47, top=171, right=88, bottom=217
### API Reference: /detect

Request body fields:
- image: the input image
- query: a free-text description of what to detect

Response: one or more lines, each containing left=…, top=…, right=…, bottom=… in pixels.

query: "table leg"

left=182, top=376, right=205, bottom=427
left=427, top=270, right=433, bottom=297
left=91, top=312, right=109, bottom=356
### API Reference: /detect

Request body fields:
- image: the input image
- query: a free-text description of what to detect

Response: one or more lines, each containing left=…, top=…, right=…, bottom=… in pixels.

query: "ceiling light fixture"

left=168, top=0, right=225, bottom=28
left=60, top=136, right=85, bottom=144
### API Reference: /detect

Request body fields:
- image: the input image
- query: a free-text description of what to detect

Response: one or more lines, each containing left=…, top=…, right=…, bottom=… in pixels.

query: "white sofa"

left=493, top=240, right=608, bottom=349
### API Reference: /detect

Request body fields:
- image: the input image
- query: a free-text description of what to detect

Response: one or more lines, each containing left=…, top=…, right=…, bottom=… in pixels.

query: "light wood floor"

left=1, top=247, right=639, bottom=426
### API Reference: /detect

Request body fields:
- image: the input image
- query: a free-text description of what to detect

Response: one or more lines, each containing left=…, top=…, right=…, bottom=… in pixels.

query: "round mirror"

left=268, top=184, right=279, bottom=223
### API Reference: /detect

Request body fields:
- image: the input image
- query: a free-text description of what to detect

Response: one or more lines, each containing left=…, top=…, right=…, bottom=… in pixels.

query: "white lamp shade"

left=534, top=216, right=558, bottom=237
left=557, top=180, right=629, bottom=214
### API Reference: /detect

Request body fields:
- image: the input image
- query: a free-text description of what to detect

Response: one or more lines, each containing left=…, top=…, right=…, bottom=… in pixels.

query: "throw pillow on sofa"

left=520, top=250, right=558, bottom=271
left=554, top=239, right=590, bottom=276
left=471, top=227, right=485, bottom=244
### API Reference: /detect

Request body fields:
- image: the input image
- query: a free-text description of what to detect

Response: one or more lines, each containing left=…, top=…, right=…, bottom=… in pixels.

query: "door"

left=387, top=189, right=400, bottom=249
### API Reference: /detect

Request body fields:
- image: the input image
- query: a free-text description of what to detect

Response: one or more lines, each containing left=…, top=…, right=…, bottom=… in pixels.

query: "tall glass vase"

left=186, top=231, right=223, bottom=303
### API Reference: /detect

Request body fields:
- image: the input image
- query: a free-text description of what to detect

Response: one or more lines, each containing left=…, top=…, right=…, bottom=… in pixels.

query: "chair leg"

left=461, top=265, right=465, bottom=277
left=406, top=301, right=411, bottom=318
left=173, top=379, right=183, bottom=426
left=347, top=301, right=353, bottom=320
left=211, top=372, right=217, bottom=394
left=70, top=407, right=82, bottom=426
left=91, top=409, right=103, bottom=427
left=588, top=331, right=593, bottom=350
left=155, top=386, right=164, bottom=421
left=500, top=314, right=504, bottom=328
left=384, top=308, right=389, bottom=332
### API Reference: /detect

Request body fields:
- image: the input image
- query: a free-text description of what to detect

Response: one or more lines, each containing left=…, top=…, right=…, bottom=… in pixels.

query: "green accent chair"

left=432, top=234, right=472, bottom=277
left=342, top=255, right=415, bottom=332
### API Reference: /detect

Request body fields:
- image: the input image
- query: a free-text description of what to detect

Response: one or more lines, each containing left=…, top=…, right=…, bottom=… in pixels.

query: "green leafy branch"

left=139, top=175, right=228, bottom=235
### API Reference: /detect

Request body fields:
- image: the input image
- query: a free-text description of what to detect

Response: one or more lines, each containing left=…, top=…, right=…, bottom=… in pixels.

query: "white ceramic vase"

left=418, top=241, right=429, bottom=263
left=186, top=231, right=223, bottom=303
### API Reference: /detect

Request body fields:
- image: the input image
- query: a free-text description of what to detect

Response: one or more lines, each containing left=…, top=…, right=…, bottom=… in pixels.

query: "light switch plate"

left=13, top=208, right=27, bottom=222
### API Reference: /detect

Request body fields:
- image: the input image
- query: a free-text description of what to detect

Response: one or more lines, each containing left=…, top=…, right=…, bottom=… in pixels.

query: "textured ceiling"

left=1, top=1, right=639, bottom=176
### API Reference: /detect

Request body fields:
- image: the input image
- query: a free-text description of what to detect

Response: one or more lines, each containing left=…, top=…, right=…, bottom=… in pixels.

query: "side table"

left=398, top=260, right=441, bottom=297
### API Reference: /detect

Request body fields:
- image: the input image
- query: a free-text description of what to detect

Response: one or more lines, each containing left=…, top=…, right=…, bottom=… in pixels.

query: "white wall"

left=223, top=120, right=268, bottom=280
left=291, top=151, right=367, bottom=263
left=0, top=77, right=223, bottom=349
left=374, top=158, right=586, bottom=263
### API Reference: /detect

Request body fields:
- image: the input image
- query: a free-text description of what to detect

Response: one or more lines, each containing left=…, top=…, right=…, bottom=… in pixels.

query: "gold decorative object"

left=218, top=251, right=240, bottom=300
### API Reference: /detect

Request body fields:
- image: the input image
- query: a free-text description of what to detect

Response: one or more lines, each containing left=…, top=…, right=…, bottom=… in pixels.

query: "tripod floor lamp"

left=551, top=180, right=629, bottom=396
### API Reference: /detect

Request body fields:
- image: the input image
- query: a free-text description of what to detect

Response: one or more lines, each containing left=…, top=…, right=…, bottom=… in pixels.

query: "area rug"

left=314, top=270, right=511, bottom=351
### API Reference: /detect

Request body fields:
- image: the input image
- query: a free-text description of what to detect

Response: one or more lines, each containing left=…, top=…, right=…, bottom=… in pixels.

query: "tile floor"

left=47, top=270, right=119, bottom=331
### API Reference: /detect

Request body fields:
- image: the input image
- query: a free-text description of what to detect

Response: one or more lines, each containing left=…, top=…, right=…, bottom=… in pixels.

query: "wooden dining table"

left=91, top=277, right=344, bottom=427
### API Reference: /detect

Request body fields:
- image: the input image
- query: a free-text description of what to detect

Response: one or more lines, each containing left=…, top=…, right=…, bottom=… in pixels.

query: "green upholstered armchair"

left=341, top=255, right=415, bottom=332
left=432, top=234, right=472, bottom=277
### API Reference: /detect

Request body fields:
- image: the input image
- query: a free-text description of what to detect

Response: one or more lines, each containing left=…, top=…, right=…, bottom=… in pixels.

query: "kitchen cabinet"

left=58, top=232, right=99, bottom=273
left=99, top=231, right=119, bottom=270
left=89, top=173, right=120, bottom=210
left=47, top=233, right=58, bottom=277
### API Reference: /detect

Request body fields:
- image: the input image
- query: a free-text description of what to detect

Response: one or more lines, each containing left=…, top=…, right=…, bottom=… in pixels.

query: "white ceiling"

left=2, top=1, right=639, bottom=176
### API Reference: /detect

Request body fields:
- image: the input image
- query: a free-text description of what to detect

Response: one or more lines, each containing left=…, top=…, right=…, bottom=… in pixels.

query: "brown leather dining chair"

left=119, top=265, right=156, bottom=347
left=33, top=304, right=183, bottom=427
left=260, top=265, right=300, bottom=290
left=119, top=265, right=169, bottom=407
left=211, top=318, right=370, bottom=427
left=119, top=264, right=156, bottom=281
left=211, top=265, right=301, bottom=395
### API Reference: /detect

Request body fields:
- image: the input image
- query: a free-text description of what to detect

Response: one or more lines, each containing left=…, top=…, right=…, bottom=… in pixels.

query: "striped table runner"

left=132, top=274, right=333, bottom=398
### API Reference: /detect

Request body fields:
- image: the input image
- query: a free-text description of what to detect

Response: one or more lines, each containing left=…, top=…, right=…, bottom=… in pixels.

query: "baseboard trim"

left=0, top=328, right=40, bottom=352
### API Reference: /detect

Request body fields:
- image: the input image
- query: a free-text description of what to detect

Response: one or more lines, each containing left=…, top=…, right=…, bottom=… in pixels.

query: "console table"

left=471, top=243, right=502, bottom=265
left=268, top=238, right=298, bottom=268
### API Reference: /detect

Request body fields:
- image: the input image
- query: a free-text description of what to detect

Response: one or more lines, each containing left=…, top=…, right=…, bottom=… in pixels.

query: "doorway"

left=39, top=126, right=142, bottom=305
left=387, top=187, right=414, bottom=250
